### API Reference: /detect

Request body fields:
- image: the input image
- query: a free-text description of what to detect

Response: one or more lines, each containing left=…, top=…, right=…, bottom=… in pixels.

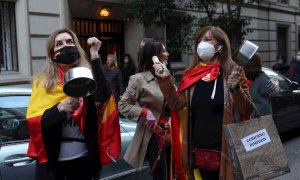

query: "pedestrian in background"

left=121, top=53, right=136, bottom=88
left=26, top=28, right=121, bottom=180
left=119, top=39, right=172, bottom=180
left=288, top=50, right=300, bottom=83
left=153, top=26, right=253, bottom=180
left=244, top=53, right=279, bottom=118
left=105, top=54, right=124, bottom=102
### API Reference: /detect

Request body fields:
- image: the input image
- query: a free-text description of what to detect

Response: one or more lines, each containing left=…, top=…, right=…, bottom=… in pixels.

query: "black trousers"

left=146, top=134, right=170, bottom=180
left=36, top=156, right=94, bottom=180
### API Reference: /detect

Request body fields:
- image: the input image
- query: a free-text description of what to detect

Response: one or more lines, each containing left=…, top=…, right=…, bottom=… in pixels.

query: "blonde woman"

left=26, top=28, right=120, bottom=179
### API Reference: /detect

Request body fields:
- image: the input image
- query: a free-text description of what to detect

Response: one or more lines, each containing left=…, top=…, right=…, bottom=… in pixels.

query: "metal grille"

left=0, top=1, right=18, bottom=72
left=72, top=19, right=124, bottom=66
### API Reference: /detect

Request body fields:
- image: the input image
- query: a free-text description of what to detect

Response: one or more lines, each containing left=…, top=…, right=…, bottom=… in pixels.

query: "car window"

left=0, top=95, right=30, bottom=143
left=263, top=68, right=291, bottom=91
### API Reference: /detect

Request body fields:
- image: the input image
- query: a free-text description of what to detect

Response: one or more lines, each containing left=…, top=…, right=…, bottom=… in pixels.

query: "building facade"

left=1, top=0, right=300, bottom=84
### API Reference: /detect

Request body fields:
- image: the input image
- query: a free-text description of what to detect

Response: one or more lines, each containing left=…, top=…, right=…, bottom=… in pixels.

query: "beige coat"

left=157, top=67, right=253, bottom=180
left=118, top=71, right=167, bottom=169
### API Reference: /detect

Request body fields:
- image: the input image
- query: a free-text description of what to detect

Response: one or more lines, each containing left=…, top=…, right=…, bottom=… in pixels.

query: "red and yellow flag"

left=26, top=80, right=121, bottom=165
left=97, top=94, right=121, bottom=164
left=26, top=81, right=67, bottom=163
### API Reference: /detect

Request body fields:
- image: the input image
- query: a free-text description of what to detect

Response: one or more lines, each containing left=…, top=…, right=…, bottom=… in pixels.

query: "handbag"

left=153, top=119, right=171, bottom=148
left=223, top=115, right=290, bottom=179
left=193, top=148, right=221, bottom=171
left=150, top=118, right=171, bottom=175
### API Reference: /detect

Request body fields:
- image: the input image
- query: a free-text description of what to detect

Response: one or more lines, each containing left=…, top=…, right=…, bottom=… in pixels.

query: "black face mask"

left=53, top=46, right=80, bottom=64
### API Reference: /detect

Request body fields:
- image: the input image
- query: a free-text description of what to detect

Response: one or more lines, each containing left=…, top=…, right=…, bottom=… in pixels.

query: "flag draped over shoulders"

left=171, top=63, right=220, bottom=180
left=26, top=81, right=67, bottom=163
left=26, top=80, right=121, bottom=165
left=177, top=62, right=220, bottom=92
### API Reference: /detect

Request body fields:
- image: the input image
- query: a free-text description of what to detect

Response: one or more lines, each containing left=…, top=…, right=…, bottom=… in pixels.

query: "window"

left=0, top=95, right=30, bottom=143
left=278, top=0, right=288, bottom=4
left=0, top=1, right=18, bottom=73
left=166, top=15, right=182, bottom=63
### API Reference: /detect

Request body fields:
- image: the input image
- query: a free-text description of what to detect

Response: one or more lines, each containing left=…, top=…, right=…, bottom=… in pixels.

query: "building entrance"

left=73, top=18, right=124, bottom=66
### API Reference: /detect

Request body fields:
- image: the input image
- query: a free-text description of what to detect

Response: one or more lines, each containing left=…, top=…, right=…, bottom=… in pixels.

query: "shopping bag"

left=223, top=115, right=290, bottom=180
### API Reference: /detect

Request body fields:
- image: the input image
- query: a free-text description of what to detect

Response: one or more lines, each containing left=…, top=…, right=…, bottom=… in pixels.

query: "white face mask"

left=296, top=55, right=300, bottom=62
left=197, top=41, right=221, bottom=61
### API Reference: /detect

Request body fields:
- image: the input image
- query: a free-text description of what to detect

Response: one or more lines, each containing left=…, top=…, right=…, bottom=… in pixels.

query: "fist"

left=87, top=37, right=96, bottom=45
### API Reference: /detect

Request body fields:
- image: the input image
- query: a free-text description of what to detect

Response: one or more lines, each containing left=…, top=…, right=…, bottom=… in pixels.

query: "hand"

left=152, top=56, right=170, bottom=78
left=57, top=97, right=81, bottom=114
left=87, top=37, right=101, bottom=59
left=227, top=66, right=242, bottom=92
left=164, top=117, right=171, bottom=129
left=145, top=110, right=157, bottom=130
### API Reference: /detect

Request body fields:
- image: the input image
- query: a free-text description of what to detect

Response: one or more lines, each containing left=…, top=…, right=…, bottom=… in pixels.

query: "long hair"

left=34, top=28, right=90, bottom=93
left=188, top=26, right=234, bottom=78
left=244, top=53, right=262, bottom=80
left=137, top=39, right=163, bottom=73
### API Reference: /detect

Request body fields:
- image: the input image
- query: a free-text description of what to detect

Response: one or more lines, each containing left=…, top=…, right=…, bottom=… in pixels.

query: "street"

left=273, top=128, right=300, bottom=180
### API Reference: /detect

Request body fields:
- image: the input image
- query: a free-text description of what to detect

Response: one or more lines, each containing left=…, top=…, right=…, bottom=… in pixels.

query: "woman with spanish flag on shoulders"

left=26, top=28, right=120, bottom=180
left=153, top=26, right=253, bottom=180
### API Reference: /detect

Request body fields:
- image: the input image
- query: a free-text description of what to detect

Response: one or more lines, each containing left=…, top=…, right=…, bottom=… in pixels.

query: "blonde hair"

left=188, top=26, right=234, bottom=78
left=34, top=28, right=90, bottom=93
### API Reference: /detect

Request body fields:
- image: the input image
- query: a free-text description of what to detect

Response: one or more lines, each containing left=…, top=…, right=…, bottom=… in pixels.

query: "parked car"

left=262, top=67, right=300, bottom=134
left=0, top=84, right=151, bottom=180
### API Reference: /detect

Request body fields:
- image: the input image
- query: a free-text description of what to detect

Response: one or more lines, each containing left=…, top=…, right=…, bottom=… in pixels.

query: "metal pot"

left=232, top=40, right=259, bottom=68
left=63, top=67, right=97, bottom=97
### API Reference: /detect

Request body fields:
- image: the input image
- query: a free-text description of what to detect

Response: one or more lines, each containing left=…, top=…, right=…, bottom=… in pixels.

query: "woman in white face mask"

left=197, top=39, right=222, bottom=64
left=153, top=26, right=253, bottom=180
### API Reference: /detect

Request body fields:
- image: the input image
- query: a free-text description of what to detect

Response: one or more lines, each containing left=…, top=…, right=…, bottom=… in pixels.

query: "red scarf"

left=178, top=63, right=220, bottom=92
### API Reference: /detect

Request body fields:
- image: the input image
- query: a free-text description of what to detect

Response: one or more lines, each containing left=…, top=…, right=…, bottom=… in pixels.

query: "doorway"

left=277, top=26, right=288, bottom=64
left=72, top=18, right=124, bottom=66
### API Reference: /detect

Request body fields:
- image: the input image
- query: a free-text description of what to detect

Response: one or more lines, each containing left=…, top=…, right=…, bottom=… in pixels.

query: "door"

left=73, top=19, right=124, bottom=66
left=0, top=94, right=36, bottom=180
left=264, top=68, right=300, bottom=133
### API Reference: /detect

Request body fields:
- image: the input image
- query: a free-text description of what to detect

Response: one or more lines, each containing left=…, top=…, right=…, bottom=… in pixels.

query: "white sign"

left=241, top=128, right=271, bottom=152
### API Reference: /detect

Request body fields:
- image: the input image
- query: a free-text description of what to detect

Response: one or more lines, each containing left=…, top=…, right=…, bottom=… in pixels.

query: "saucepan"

left=232, top=40, right=259, bottom=68
left=63, top=67, right=97, bottom=97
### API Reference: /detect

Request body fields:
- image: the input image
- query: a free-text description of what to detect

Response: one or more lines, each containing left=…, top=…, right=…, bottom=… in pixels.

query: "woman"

left=153, top=26, right=253, bottom=180
left=26, top=28, right=120, bottom=179
left=288, top=50, right=300, bottom=83
left=118, top=39, right=171, bottom=180
left=121, top=53, right=136, bottom=88
left=244, top=53, right=279, bottom=117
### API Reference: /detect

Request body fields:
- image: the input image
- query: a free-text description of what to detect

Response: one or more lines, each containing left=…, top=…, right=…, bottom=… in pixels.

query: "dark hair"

left=244, top=53, right=262, bottom=80
left=124, top=53, right=131, bottom=59
left=137, top=39, right=163, bottom=73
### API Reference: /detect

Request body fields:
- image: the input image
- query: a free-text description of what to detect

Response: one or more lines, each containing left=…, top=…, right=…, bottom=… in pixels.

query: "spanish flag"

left=26, top=81, right=67, bottom=163
left=112, top=43, right=118, bottom=67
left=26, top=80, right=121, bottom=165
left=171, top=63, right=220, bottom=180
left=97, top=93, right=121, bottom=164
